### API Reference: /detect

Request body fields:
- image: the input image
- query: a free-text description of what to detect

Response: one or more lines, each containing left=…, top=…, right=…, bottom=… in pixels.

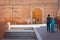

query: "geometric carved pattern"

left=0, top=0, right=58, bottom=24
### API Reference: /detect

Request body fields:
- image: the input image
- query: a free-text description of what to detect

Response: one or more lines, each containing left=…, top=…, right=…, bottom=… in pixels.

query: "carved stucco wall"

left=58, top=0, right=60, bottom=16
left=44, top=0, right=58, bottom=23
left=0, top=0, right=58, bottom=24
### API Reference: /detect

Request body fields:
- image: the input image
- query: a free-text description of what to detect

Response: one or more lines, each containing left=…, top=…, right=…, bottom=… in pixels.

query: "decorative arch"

left=33, top=8, right=42, bottom=24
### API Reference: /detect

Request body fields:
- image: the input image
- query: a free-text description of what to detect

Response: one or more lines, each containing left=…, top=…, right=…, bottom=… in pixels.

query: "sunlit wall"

left=0, top=0, right=58, bottom=24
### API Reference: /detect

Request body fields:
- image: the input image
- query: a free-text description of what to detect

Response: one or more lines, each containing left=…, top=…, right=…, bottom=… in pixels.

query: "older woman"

left=51, top=18, right=55, bottom=33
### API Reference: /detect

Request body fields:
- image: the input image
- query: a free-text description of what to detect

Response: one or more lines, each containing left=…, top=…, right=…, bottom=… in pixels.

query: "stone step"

left=11, top=27, right=33, bottom=30
left=6, top=30, right=34, bottom=32
left=4, top=32, right=35, bottom=36
left=5, top=32, right=35, bottom=34
left=3, top=39, right=36, bottom=40
left=3, top=30, right=37, bottom=40
left=4, top=34, right=35, bottom=36
left=4, top=36, right=36, bottom=39
left=4, top=33, right=35, bottom=35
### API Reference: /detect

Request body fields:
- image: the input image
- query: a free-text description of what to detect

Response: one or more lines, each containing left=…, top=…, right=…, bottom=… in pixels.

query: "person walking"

left=47, top=14, right=51, bottom=32
left=51, top=18, right=55, bottom=33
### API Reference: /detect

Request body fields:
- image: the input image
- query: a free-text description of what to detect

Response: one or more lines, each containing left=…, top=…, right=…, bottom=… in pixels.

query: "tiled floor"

left=36, top=26, right=60, bottom=40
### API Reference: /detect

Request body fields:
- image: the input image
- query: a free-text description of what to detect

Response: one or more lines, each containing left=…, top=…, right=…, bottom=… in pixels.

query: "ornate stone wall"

left=0, top=0, right=58, bottom=24
left=44, top=0, right=58, bottom=23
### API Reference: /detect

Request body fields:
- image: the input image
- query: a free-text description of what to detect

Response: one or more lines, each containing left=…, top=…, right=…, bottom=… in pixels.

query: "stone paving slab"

left=36, top=26, right=60, bottom=40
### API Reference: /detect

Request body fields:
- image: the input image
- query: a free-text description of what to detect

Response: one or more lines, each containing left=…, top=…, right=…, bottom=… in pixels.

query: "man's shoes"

left=52, top=31, right=55, bottom=33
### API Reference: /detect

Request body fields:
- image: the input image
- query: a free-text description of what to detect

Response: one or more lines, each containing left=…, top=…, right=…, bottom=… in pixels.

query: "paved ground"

left=36, top=26, right=60, bottom=40
left=6, top=24, right=60, bottom=40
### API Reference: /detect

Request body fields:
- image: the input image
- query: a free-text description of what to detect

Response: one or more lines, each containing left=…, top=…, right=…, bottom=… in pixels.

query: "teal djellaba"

left=51, top=18, right=55, bottom=32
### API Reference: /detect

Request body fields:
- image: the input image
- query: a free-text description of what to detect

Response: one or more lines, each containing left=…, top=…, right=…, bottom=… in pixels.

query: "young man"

left=47, top=14, right=51, bottom=32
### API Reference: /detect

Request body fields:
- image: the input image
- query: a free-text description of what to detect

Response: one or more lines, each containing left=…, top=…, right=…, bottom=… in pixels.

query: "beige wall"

left=0, top=0, right=58, bottom=24
left=43, top=0, right=58, bottom=23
